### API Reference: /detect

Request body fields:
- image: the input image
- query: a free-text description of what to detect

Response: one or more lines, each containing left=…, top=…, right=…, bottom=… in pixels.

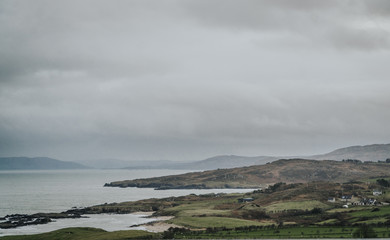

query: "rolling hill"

left=130, top=143, right=390, bottom=170
left=105, top=158, right=390, bottom=189
left=189, top=143, right=390, bottom=170
left=311, top=143, right=390, bottom=161
left=176, top=155, right=277, bottom=170
left=78, top=159, right=177, bottom=169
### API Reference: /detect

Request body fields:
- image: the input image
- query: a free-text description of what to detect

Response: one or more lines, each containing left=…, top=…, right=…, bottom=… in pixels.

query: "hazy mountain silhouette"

left=310, top=143, right=390, bottom=161
left=0, top=157, right=89, bottom=170
left=76, top=143, right=390, bottom=170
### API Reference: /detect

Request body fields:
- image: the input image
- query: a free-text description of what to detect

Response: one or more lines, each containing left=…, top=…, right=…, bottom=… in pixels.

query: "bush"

left=311, top=207, right=323, bottom=214
left=352, top=225, right=377, bottom=238
left=240, top=209, right=270, bottom=220
left=268, top=182, right=286, bottom=192
left=377, top=179, right=390, bottom=187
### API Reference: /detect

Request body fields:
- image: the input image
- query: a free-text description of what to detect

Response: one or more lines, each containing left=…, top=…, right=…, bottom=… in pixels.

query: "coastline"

left=141, top=220, right=181, bottom=233
left=130, top=214, right=178, bottom=232
left=0, top=208, right=178, bottom=236
left=133, top=216, right=179, bottom=233
left=0, top=212, right=159, bottom=237
left=131, top=211, right=155, bottom=216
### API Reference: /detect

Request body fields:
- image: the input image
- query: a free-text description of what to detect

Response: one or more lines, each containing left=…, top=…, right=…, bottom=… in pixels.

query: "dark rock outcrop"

left=0, top=212, right=83, bottom=229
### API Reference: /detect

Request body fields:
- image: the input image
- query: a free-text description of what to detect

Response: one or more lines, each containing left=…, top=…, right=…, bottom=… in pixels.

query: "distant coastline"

left=104, top=159, right=390, bottom=190
left=0, top=157, right=88, bottom=170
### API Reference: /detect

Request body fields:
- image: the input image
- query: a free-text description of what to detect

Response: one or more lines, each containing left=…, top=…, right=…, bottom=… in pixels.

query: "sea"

left=0, top=169, right=256, bottom=236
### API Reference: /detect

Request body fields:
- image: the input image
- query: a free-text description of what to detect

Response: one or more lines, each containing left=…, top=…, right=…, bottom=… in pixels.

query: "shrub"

left=240, top=209, right=270, bottom=220
left=352, top=225, right=377, bottom=238
left=377, top=179, right=390, bottom=187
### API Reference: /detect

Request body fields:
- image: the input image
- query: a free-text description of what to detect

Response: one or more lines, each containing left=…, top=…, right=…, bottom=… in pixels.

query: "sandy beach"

left=140, top=217, right=181, bottom=232
left=130, top=212, right=179, bottom=232
left=131, top=211, right=155, bottom=216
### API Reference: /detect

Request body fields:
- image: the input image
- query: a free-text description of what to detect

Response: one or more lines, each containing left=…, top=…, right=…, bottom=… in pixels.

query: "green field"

left=315, top=218, right=339, bottom=225
left=348, top=205, right=390, bottom=218
left=3, top=226, right=390, bottom=239
left=169, top=216, right=274, bottom=229
left=157, top=196, right=240, bottom=219
left=264, top=200, right=330, bottom=212
left=354, top=217, right=388, bottom=225
left=167, top=226, right=390, bottom=239
left=0, top=228, right=157, bottom=240
left=326, top=206, right=365, bottom=213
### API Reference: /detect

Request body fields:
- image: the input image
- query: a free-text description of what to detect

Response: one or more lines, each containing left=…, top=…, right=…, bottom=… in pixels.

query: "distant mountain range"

left=0, top=157, right=88, bottom=170
left=166, top=155, right=278, bottom=170
left=2, top=143, right=390, bottom=171
left=118, top=143, right=390, bottom=170
left=78, top=159, right=176, bottom=169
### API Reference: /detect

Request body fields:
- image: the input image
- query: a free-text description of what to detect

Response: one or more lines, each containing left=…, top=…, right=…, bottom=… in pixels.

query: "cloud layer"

left=1, top=0, right=390, bottom=161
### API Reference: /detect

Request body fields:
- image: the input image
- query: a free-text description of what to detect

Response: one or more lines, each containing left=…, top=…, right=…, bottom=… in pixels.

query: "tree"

left=377, top=178, right=390, bottom=187
left=352, top=225, right=377, bottom=238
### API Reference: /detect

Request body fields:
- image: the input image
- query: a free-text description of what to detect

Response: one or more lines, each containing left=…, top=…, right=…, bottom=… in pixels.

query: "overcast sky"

left=1, top=0, right=390, bottom=162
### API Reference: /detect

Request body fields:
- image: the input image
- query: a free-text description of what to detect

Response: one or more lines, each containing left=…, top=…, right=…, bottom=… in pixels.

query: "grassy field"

left=264, top=200, right=330, bottom=212
left=169, top=216, right=274, bottom=229
left=168, top=226, right=390, bottom=239
left=96, top=181, right=390, bottom=232
left=354, top=217, right=388, bottom=225
left=157, top=196, right=238, bottom=218
left=3, top=225, right=390, bottom=239
left=4, top=226, right=390, bottom=239
left=315, top=218, right=339, bottom=225
left=0, top=228, right=157, bottom=240
left=348, top=205, right=390, bottom=218
left=378, top=192, right=390, bottom=202
left=326, top=206, right=365, bottom=213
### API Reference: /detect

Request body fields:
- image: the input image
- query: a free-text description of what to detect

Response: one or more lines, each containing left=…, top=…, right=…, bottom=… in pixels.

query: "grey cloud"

left=0, top=0, right=180, bottom=82
left=183, top=0, right=390, bottom=51
left=329, top=27, right=390, bottom=50
left=363, top=0, right=390, bottom=16
left=1, top=0, right=390, bottom=161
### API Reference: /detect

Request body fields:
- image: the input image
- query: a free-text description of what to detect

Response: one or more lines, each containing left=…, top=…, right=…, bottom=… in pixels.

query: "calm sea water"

left=0, top=169, right=256, bottom=236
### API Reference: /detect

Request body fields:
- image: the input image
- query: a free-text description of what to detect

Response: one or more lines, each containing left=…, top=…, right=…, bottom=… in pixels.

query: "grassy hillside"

left=87, top=180, right=390, bottom=238
left=0, top=228, right=157, bottom=240
left=179, top=155, right=277, bottom=170
left=105, top=159, right=390, bottom=189
left=312, top=143, right=390, bottom=161
left=4, top=179, right=390, bottom=239
left=94, top=180, right=390, bottom=226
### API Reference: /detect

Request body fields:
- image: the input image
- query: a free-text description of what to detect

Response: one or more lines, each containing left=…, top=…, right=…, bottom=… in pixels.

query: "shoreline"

left=0, top=212, right=161, bottom=237
left=131, top=215, right=179, bottom=232
left=129, top=212, right=178, bottom=232
left=0, top=208, right=177, bottom=236
left=131, top=211, right=154, bottom=216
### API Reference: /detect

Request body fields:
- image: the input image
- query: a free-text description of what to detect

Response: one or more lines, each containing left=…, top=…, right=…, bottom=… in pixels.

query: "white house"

left=341, top=195, right=353, bottom=202
left=373, top=190, right=382, bottom=196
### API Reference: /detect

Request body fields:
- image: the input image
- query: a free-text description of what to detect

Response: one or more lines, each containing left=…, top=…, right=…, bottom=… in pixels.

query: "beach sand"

left=131, top=211, right=155, bottom=216
left=131, top=212, right=180, bottom=232
left=141, top=218, right=181, bottom=232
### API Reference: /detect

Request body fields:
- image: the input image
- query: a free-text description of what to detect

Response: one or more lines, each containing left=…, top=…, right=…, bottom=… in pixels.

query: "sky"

left=1, top=0, right=390, bottom=162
